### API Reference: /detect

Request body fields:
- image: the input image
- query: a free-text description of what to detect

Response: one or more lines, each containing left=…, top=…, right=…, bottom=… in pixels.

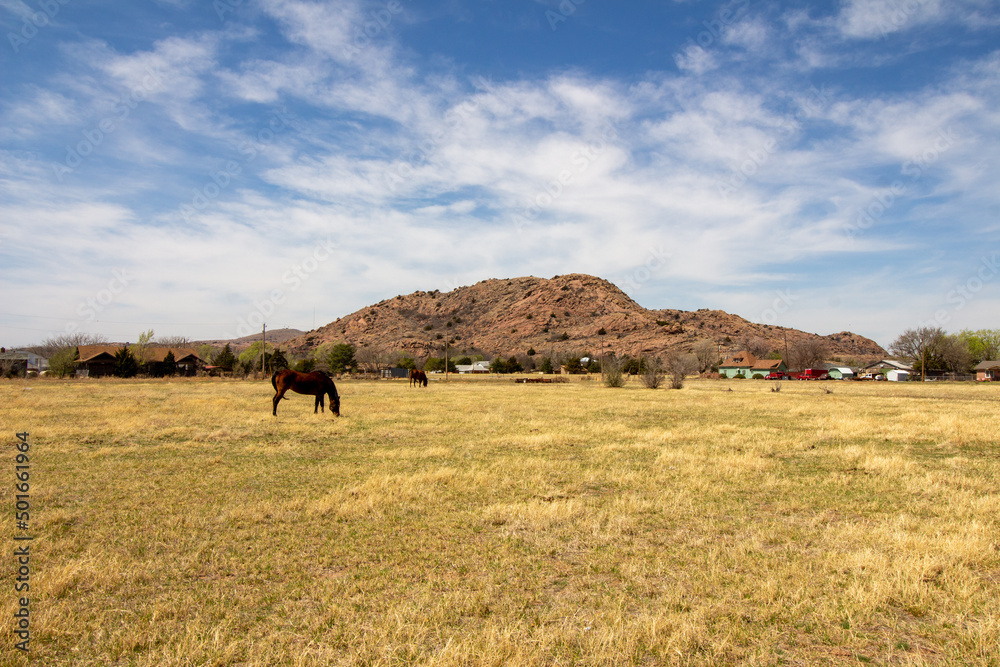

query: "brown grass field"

left=2, top=375, right=999, bottom=666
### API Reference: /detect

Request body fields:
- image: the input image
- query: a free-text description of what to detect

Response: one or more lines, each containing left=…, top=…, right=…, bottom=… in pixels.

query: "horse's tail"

left=271, top=370, right=280, bottom=391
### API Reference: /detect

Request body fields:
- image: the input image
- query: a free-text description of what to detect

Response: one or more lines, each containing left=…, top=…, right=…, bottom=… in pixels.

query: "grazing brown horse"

left=271, top=369, right=341, bottom=417
left=409, top=369, right=428, bottom=387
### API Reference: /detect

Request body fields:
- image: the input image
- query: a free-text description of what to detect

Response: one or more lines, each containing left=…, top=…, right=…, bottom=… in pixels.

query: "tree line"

left=18, top=326, right=1000, bottom=380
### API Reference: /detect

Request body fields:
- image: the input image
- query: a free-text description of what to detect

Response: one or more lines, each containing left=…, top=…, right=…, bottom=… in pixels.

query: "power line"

left=0, top=312, right=235, bottom=326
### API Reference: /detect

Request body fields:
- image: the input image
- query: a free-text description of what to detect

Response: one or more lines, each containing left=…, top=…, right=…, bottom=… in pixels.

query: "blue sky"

left=1, top=0, right=998, bottom=349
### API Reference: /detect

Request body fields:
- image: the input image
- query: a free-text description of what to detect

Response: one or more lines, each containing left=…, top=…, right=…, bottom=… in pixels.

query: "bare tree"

left=890, top=326, right=948, bottom=377
left=787, top=338, right=828, bottom=371
left=0, top=354, right=20, bottom=378
left=30, top=333, right=108, bottom=359
left=890, top=326, right=944, bottom=362
left=940, top=334, right=972, bottom=373
left=352, top=344, right=392, bottom=374
left=155, top=335, right=191, bottom=347
left=693, top=339, right=718, bottom=373
left=741, top=335, right=771, bottom=358
left=892, top=327, right=972, bottom=375
left=665, top=352, right=699, bottom=389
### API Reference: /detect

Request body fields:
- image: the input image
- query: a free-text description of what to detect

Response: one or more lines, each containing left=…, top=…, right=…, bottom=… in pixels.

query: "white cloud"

left=837, top=0, right=944, bottom=39
left=673, top=44, right=718, bottom=74
left=3, top=2, right=1000, bottom=347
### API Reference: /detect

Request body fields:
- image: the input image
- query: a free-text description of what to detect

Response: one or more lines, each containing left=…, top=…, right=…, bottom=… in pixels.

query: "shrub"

left=641, top=357, right=665, bottom=389
left=665, top=352, right=699, bottom=389
left=603, top=357, right=626, bottom=388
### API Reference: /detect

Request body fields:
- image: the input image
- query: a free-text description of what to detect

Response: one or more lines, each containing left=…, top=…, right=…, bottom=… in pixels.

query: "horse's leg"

left=315, top=393, right=325, bottom=413
left=272, top=387, right=286, bottom=416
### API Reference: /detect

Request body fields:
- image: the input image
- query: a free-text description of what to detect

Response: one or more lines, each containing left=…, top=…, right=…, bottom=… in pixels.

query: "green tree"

left=49, top=346, right=79, bottom=377
left=395, top=356, right=417, bottom=370
left=213, top=344, right=236, bottom=371
left=237, top=342, right=285, bottom=373
left=113, top=346, right=139, bottom=378
left=326, top=343, right=356, bottom=374
left=425, top=357, right=456, bottom=373
left=958, top=329, right=1000, bottom=364
left=198, top=344, right=217, bottom=364
left=622, top=357, right=647, bottom=375
left=507, top=356, right=523, bottom=373
left=161, top=350, right=177, bottom=377
left=490, top=357, right=508, bottom=374
left=270, top=349, right=289, bottom=371
left=130, top=329, right=155, bottom=370
left=291, top=357, right=316, bottom=373
left=539, top=357, right=554, bottom=374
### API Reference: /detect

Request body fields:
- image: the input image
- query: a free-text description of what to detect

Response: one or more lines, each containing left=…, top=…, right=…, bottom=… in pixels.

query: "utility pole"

left=784, top=329, right=789, bottom=370
left=922, top=341, right=926, bottom=383
left=261, top=323, right=266, bottom=377
left=600, top=331, right=605, bottom=382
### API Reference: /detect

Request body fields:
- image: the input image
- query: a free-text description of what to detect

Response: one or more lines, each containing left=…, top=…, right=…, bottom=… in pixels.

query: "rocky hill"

left=282, top=274, right=885, bottom=365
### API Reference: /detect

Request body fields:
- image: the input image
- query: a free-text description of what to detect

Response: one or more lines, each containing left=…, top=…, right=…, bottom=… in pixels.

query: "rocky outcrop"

left=283, top=274, right=886, bottom=363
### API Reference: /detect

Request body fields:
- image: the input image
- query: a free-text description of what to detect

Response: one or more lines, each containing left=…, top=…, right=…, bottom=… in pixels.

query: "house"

left=974, top=360, right=1000, bottom=382
left=143, top=347, right=206, bottom=376
left=0, top=348, right=48, bottom=377
left=455, top=361, right=491, bottom=374
left=76, top=345, right=120, bottom=377
left=751, top=359, right=787, bottom=378
left=826, top=366, right=856, bottom=380
left=76, top=345, right=206, bottom=377
left=719, top=351, right=757, bottom=378
left=863, top=359, right=914, bottom=374
left=718, top=351, right=787, bottom=379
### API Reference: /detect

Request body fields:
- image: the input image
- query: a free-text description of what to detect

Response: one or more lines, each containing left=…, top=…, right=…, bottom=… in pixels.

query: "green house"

left=719, top=352, right=787, bottom=379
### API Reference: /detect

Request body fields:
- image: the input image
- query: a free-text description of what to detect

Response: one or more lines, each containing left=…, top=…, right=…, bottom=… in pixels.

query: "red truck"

left=796, top=368, right=829, bottom=380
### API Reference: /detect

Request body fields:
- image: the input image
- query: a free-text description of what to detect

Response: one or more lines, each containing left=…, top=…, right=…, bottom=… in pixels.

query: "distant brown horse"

left=271, top=369, right=341, bottom=416
left=409, top=369, right=428, bottom=387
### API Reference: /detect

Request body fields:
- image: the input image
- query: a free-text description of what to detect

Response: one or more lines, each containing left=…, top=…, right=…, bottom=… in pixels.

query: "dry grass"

left=2, top=376, right=999, bottom=666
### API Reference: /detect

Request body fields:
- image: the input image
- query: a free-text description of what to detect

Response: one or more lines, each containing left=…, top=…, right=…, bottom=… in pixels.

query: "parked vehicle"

left=765, top=372, right=786, bottom=380
left=797, top=368, right=829, bottom=380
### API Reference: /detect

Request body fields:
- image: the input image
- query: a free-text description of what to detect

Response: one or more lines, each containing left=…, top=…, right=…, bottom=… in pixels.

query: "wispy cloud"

left=1, top=1, right=998, bottom=347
